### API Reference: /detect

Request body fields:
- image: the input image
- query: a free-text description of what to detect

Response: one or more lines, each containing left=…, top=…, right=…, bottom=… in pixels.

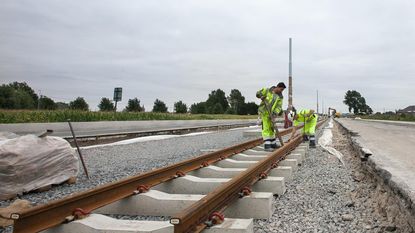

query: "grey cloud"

left=0, top=0, right=414, bottom=112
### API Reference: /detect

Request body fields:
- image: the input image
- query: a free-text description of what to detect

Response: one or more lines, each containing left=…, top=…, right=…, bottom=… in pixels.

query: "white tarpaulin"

left=0, top=134, right=79, bottom=200
left=318, top=119, right=345, bottom=165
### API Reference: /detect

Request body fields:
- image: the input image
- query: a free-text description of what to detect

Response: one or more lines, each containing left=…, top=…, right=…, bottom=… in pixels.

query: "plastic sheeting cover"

left=0, top=134, right=79, bottom=200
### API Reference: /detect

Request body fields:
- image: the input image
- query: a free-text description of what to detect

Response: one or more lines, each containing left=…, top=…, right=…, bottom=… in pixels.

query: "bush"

left=174, top=101, right=187, bottom=113
left=69, top=97, right=89, bottom=111
left=152, top=99, right=168, bottom=113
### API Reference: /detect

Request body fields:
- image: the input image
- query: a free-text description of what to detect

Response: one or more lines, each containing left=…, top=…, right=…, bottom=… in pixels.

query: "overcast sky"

left=1, top=0, right=414, bottom=113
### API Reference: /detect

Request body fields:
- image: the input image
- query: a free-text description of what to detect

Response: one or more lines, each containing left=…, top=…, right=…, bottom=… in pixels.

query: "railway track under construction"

left=8, top=120, right=326, bottom=233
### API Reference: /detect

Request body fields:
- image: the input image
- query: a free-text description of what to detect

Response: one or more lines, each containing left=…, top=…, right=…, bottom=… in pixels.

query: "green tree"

left=228, top=89, right=245, bottom=114
left=39, top=96, right=57, bottom=110
left=125, top=98, right=145, bottom=112
left=9, top=82, right=39, bottom=104
left=0, top=85, right=16, bottom=109
left=69, top=97, right=89, bottom=111
left=0, top=82, right=38, bottom=109
left=343, top=90, right=372, bottom=114
left=244, top=102, right=259, bottom=115
left=174, top=101, right=187, bottom=113
left=152, top=99, right=168, bottom=113
left=190, top=102, right=207, bottom=114
left=206, top=89, right=228, bottom=114
left=56, top=102, right=69, bottom=110
left=98, top=97, right=115, bottom=111
left=209, top=103, right=224, bottom=114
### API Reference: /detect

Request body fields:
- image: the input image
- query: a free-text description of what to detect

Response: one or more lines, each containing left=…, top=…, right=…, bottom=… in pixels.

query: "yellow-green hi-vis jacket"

left=256, top=87, right=283, bottom=140
left=293, top=109, right=318, bottom=135
left=256, top=87, right=283, bottom=117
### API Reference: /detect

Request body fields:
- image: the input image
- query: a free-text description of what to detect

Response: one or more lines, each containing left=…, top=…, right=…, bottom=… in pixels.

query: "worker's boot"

left=270, top=139, right=280, bottom=149
left=303, top=135, right=309, bottom=142
left=264, top=143, right=273, bottom=151
left=309, top=135, right=316, bottom=148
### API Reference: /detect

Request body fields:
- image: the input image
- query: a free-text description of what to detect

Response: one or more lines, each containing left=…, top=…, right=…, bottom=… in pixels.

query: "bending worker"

left=256, top=82, right=286, bottom=150
left=288, top=108, right=318, bottom=148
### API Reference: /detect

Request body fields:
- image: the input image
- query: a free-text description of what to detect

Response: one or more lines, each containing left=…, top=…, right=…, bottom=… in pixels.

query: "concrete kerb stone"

left=252, top=176, right=286, bottom=195
left=214, top=159, right=258, bottom=168
left=243, top=149, right=269, bottom=155
left=44, top=214, right=254, bottom=233
left=286, top=153, right=303, bottom=165
left=94, top=190, right=203, bottom=216
left=188, top=165, right=246, bottom=178
left=269, top=166, right=293, bottom=182
left=94, top=190, right=273, bottom=222
left=43, top=214, right=173, bottom=233
left=278, top=159, right=298, bottom=172
left=206, top=218, right=254, bottom=233
left=231, top=153, right=268, bottom=161
left=225, top=192, right=273, bottom=219
left=152, top=175, right=229, bottom=194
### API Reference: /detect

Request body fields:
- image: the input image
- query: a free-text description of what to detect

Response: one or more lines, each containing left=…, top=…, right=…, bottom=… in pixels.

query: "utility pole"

left=37, top=90, right=42, bottom=110
left=316, top=90, right=319, bottom=114
left=288, top=38, right=293, bottom=111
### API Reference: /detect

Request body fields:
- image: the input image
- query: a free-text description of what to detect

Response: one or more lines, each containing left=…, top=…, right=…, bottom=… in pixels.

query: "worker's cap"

left=276, top=82, right=286, bottom=88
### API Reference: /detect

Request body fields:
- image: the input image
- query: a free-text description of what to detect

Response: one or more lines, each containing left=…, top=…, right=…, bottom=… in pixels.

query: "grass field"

left=362, top=113, right=415, bottom=122
left=0, top=110, right=257, bottom=123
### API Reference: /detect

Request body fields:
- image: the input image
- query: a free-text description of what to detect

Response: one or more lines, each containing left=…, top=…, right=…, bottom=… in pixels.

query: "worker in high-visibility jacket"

left=288, top=108, right=318, bottom=147
left=256, top=82, right=286, bottom=151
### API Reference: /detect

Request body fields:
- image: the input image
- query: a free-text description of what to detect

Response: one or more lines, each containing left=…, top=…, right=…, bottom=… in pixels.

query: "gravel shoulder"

left=255, top=120, right=408, bottom=233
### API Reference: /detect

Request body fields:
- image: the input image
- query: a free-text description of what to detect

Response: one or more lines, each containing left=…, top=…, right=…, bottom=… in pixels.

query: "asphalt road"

left=337, top=118, right=415, bottom=197
left=0, top=119, right=257, bottom=138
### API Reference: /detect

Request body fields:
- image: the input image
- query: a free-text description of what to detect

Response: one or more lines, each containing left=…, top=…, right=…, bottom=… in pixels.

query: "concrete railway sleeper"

left=8, top=120, right=326, bottom=233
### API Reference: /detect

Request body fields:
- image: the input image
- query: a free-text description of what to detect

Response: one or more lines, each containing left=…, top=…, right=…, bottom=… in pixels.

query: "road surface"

left=337, top=118, right=415, bottom=200
left=0, top=119, right=257, bottom=138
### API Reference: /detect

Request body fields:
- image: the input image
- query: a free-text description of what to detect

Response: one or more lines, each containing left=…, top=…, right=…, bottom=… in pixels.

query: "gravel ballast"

left=0, top=128, right=257, bottom=208
left=255, top=121, right=404, bottom=233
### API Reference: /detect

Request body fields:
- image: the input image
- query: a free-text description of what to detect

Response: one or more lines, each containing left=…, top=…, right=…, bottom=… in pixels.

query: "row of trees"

left=190, top=89, right=258, bottom=115
left=0, top=82, right=258, bottom=115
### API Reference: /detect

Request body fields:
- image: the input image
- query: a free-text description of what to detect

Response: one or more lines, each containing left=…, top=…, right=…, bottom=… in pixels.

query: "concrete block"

left=188, top=165, right=245, bottom=178
left=243, top=149, right=269, bottom=155
left=153, top=175, right=229, bottom=194
left=43, top=214, right=173, bottom=233
left=254, top=146, right=266, bottom=151
left=231, top=153, right=267, bottom=161
left=278, top=159, right=298, bottom=172
left=215, top=159, right=257, bottom=168
left=95, top=190, right=202, bottom=216
left=225, top=192, right=273, bottom=219
left=286, top=153, right=303, bottom=164
left=206, top=218, right=254, bottom=233
left=252, top=177, right=286, bottom=195
left=292, top=148, right=306, bottom=158
left=269, top=166, right=293, bottom=182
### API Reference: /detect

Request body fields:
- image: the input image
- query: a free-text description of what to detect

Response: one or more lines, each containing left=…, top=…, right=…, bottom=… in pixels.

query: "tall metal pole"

left=288, top=38, right=293, bottom=111
left=316, top=90, right=319, bottom=114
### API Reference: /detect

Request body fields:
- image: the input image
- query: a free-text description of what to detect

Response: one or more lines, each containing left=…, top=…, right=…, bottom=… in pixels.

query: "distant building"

left=397, top=105, right=415, bottom=115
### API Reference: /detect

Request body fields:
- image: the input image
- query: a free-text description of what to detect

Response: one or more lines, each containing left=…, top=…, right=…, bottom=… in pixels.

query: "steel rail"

left=12, top=125, right=297, bottom=233
left=171, top=120, right=326, bottom=232
left=63, top=122, right=258, bottom=141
